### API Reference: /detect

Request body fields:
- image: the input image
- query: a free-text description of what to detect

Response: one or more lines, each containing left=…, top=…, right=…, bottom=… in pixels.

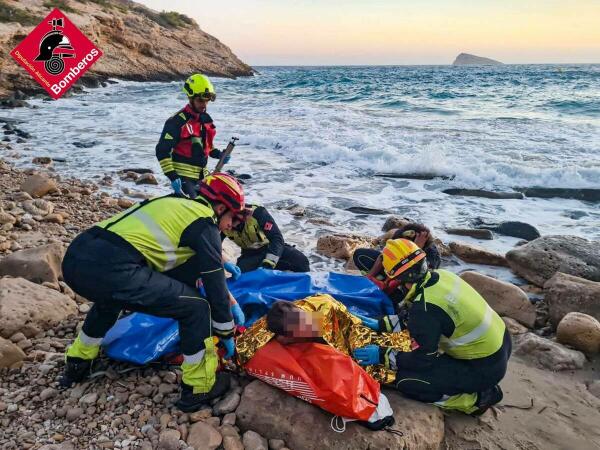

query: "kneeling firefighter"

left=353, top=239, right=511, bottom=415
left=222, top=204, right=310, bottom=274
left=60, top=173, right=246, bottom=412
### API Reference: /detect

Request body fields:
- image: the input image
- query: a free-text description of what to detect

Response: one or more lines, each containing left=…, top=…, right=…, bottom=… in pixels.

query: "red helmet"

left=199, top=173, right=245, bottom=213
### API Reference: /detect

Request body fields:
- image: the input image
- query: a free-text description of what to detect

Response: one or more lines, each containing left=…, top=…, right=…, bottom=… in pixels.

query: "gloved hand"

left=224, top=261, right=241, bottom=280
left=230, top=301, right=245, bottom=326
left=261, top=259, right=277, bottom=270
left=171, top=178, right=184, bottom=195
left=367, top=274, right=386, bottom=291
left=353, top=345, right=381, bottom=366
left=220, top=336, right=235, bottom=359
left=354, top=313, right=380, bottom=331
left=210, top=149, right=231, bottom=165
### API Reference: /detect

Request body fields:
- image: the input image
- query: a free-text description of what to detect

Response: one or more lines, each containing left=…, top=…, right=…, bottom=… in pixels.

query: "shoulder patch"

left=164, top=132, right=174, bottom=140
left=263, top=221, right=273, bottom=231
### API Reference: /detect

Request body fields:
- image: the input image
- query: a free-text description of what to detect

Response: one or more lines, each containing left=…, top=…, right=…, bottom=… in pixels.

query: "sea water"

left=4, top=65, right=600, bottom=276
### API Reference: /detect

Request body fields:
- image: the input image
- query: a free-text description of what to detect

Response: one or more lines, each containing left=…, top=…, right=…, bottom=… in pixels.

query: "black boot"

left=472, top=385, right=503, bottom=415
left=59, top=357, right=94, bottom=388
left=176, top=372, right=231, bottom=413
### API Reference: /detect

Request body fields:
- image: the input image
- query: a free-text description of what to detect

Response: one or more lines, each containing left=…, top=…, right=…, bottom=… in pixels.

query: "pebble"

left=269, top=439, right=286, bottom=450
left=243, top=430, right=269, bottom=450
left=16, top=339, right=32, bottom=350
left=66, top=407, right=84, bottom=422
left=7, top=404, right=18, bottom=413
left=221, top=413, right=236, bottom=426
left=79, top=392, right=98, bottom=406
left=213, top=392, right=240, bottom=415
left=223, top=435, right=245, bottom=450
left=40, top=387, right=57, bottom=401
left=158, top=429, right=181, bottom=450
left=78, top=303, right=90, bottom=313
left=189, top=408, right=212, bottom=422
left=9, top=332, right=26, bottom=343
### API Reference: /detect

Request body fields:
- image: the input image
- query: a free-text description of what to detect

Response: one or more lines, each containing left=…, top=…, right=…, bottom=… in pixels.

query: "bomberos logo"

left=10, top=8, right=103, bottom=100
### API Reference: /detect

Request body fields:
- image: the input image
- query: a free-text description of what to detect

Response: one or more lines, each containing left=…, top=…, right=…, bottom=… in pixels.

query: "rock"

left=514, top=333, right=586, bottom=370
left=0, top=277, right=77, bottom=338
left=79, top=392, right=98, bottom=406
left=449, top=241, right=508, bottom=266
left=135, top=173, right=159, bottom=185
left=66, top=407, right=84, bottom=422
left=40, top=387, right=58, bottom=401
left=443, top=188, right=521, bottom=199
left=9, top=332, right=26, bottom=343
left=460, top=271, right=535, bottom=327
left=118, top=198, right=135, bottom=209
left=20, top=174, right=58, bottom=198
left=158, top=429, right=181, bottom=450
left=374, top=173, right=453, bottom=181
left=221, top=413, right=236, bottom=426
left=453, top=53, right=503, bottom=65
left=473, top=220, right=541, bottom=241
left=268, top=439, right=286, bottom=450
left=223, top=436, right=244, bottom=450
left=212, top=392, right=240, bottom=415
left=316, top=234, right=377, bottom=260
left=0, top=336, right=26, bottom=368
left=502, top=317, right=528, bottom=335
left=32, top=157, right=53, bottom=165
left=189, top=408, right=212, bottom=422
left=22, top=198, right=54, bottom=216
left=382, top=216, right=410, bottom=232
left=588, top=380, right=600, bottom=399
left=38, top=444, right=75, bottom=450
left=556, top=312, right=600, bottom=355
left=506, top=236, right=600, bottom=286
left=544, top=273, right=600, bottom=326
left=237, top=380, right=444, bottom=450
left=0, top=243, right=65, bottom=285
left=186, top=422, right=222, bottom=450
left=445, top=228, right=493, bottom=240
left=0, top=211, right=16, bottom=225
left=42, top=213, right=65, bottom=224
left=346, top=206, right=391, bottom=215
left=242, top=431, right=268, bottom=450
left=516, top=187, right=600, bottom=203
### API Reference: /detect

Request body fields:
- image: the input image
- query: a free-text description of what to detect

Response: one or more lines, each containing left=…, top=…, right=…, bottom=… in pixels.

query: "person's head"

left=266, top=301, right=323, bottom=339
left=182, top=73, right=216, bottom=113
left=232, top=207, right=253, bottom=232
left=381, top=238, right=429, bottom=288
left=198, top=173, right=245, bottom=232
left=394, top=222, right=433, bottom=246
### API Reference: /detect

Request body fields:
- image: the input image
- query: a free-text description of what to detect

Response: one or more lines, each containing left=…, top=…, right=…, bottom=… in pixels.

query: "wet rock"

left=346, top=206, right=391, bottom=215
left=445, top=228, right=493, bottom=240
left=0, top=243, right=65, bottom=285
left=460, top=271, right=535, bottom=327
left=243, top=431, right=268, bottom=450
left=187, top=422, right=222, bottom=450
left=382, top=216, right=411, bottom=232
left=135, top=173, right=159, bottom=185
left=0, top=277, right=77, bottom=338
left=443, top=188, right=524, bottom=199
left=20, top=174, right=58, bottom=198
left=514, top=333, right=586, bottom=370
left=121, top=168, right=154, bottom=174
left=212, top=391, right=240, bottom=416
left=516, top=187, right=600, bottom=203
left=449, top=241, right=508, bottom=266
left=506, top=236, right=600, bottom=286
left=158, top=429, right=181, bottom=450
left=556, top=312, right=600, bottom=355
left=316, top=234, right=377, bottom=260
left=32, top=157, right=53, bottom=165
left=72, top=141, right=99, bottom=148
left=502, top=317, right=528, bottom=335
left=375, top=172, right=453, bottom=180
left=237, top=380, right=444, bottom=450
left=544, top=273, right=600, bottom=326
left=0, top=336, right=26, bottom=368
left=472, top=220, right=541, bottom=241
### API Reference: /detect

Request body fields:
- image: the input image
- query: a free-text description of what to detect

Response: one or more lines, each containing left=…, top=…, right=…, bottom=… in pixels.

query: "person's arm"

left=252, top=207, right=285, bottom=268
left=424, top=243, right=441, bottom=270
left=155, top=115, right=184, bottom=181
left=180, top=218, right=234, bottom=338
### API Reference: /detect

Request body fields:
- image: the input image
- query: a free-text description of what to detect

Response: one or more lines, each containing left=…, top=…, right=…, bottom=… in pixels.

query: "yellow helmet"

left=382, top=239, right=427, bottom=281
left=182, top=73, right=216, bottom=101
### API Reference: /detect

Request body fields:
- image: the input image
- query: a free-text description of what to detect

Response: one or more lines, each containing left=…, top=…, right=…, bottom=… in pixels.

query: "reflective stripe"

left=445, top=275, right=462, bottom=305
left=445, top=305, right=494, bottom=348
left=78, top=330, right=103, bottom=346
left=183, top=349, right=206, bottom=364
left=134, top=209, right=178, bottom=271
left=211, top=319, right=235, bottom=331
left=265, top=253, right=280, bottom=264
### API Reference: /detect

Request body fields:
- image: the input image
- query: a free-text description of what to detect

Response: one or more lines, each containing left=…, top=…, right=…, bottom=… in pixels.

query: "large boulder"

left=460, top=271, right=535, bottom=327
left=448, top=241, right=508, bottom=266
left=556, top=312, right=600, bottom=355
left=19, top=174, right=59, bottom=198
left=0, top=243, right=65, bottom=285
left=0, top=277, right=77, bottom=338
left=236, top=380, right=445, bottom=450
left=506, top=235, right=600, bottom=286
left=316, top=234, right=377, bottom=260
left=544, top=273, right=600, bottom=326
left=514, top=333, right=586, bottom=371
left=0, top=336, right=26, bottom=368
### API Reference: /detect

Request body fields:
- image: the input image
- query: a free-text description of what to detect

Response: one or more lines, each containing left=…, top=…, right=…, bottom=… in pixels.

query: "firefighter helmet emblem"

left=34, top=18, right=75, bottom=75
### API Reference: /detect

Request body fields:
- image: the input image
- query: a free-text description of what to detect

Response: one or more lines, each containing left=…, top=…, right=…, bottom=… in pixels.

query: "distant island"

left=453, top=53, right=503, bottom=65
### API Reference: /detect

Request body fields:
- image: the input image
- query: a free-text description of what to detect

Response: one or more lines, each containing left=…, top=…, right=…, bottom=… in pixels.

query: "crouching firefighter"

left=60, top=173, right=246, bottom=412
left=353, top=239, right=511, bottom=415
left=156, top=73, right=231, bottom=198
left=222, top=204, right=310, bottom=273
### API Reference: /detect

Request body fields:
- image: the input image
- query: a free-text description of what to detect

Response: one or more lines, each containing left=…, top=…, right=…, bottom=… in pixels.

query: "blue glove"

left=171, top=178, right=184, bottom=195
left=224, top=261, right=241, bottom=280
left=354, top=313, right=380, bottom=331
left=231, top=302, right=245, bottom=326
left=353, top=345, right=381, bottom=366
left=220, top=336, right=235, bottom=359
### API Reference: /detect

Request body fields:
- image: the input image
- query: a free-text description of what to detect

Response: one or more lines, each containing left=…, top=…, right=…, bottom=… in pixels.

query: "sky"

left=139, top=0, right=600, bottom=65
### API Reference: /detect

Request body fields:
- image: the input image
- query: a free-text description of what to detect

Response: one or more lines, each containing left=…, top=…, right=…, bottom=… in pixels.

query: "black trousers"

left=237, top=244, right=310, bottom=273
left=62, top=228, right=211, bottom=356
left=394, top=330, right=512, bottom=402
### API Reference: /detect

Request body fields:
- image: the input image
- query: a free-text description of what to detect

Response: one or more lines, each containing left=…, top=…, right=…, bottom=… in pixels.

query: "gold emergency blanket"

left=236, top=294, right=411, bottom=384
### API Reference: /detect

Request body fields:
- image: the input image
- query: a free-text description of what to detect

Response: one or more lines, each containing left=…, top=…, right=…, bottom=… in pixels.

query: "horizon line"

left=249, top=62, right=600, bottom=67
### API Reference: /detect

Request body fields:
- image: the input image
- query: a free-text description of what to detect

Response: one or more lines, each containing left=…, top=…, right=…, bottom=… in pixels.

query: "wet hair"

left=393, top=223, right=433, bottom=247
left=266, top=301, right=301, bottom=335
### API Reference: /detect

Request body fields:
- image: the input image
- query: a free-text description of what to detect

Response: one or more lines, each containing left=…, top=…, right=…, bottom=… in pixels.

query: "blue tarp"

left=103, top=269, right=394, bottom=364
